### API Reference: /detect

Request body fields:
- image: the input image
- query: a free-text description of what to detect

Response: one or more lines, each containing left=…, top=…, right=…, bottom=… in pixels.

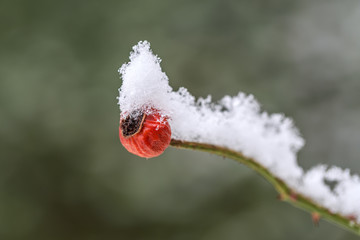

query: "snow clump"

left=118, top=41, right=360, bottom=223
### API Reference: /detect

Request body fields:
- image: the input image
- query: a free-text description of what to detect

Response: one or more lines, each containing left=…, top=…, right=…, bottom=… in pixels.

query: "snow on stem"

left=118, top=41, right=360, bottom=236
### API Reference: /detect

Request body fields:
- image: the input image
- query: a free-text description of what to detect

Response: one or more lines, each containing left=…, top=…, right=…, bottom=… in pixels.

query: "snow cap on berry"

left=118, top=41, right=172, bottom=116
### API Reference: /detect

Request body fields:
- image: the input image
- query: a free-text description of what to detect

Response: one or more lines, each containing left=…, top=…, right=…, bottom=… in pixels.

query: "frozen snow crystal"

left=118, top=41, right=360, bottom=223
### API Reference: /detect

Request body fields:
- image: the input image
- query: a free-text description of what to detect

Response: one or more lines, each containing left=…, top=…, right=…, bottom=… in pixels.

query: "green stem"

left=170, top=139, right=360, bottom=236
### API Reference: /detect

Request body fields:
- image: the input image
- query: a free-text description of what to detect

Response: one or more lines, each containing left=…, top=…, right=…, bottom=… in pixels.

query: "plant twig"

left=170, top=139, right=360, bottom=236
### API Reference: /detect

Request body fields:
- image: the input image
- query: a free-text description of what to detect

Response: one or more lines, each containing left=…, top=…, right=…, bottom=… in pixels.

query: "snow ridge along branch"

left=118, top=41, right=360, bottom=235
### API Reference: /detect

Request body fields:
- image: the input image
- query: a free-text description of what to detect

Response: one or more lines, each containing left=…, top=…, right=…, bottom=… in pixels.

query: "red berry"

left=119, top=109, right=171, bottom=158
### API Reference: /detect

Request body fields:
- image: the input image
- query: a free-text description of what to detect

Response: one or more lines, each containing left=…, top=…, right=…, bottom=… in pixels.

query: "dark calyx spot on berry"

left=121, top=110, right=145, bottom=137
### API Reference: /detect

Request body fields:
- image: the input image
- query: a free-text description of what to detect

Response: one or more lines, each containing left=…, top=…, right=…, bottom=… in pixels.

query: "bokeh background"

left=1, top=0, right=360, bottom=239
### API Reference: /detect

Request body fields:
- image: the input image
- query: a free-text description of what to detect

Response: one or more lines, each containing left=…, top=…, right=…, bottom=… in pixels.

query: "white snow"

left=118, top=40, right=360, bottom=223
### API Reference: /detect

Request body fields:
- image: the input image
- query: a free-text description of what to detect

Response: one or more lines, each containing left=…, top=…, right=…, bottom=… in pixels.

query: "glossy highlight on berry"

left=119, top=109, right=171, bottom=158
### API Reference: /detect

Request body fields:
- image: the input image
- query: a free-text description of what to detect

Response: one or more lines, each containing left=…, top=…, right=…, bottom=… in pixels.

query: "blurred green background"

left=1, top=0, right=360, bottom=239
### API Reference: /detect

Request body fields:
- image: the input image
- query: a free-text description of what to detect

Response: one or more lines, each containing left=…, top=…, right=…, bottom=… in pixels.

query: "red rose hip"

left=119, top=109, right=171, bottom=158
